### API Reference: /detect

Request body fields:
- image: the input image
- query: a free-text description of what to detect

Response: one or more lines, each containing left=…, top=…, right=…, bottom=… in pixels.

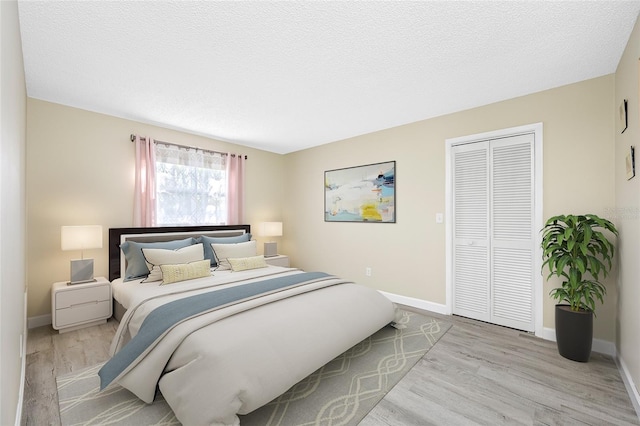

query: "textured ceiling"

left=17, top=1, right=640, bottom=154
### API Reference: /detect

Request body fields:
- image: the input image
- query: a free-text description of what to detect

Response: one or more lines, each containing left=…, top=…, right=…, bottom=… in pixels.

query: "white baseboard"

left=378, top=291, right=449, bottom=315
left=617, top=355, right=640, bottom=418
left=592, top=338, right=616, bottom=357
left=27, top=314, right=51, bottom=329
left=16, top=291, right=28, bottom=426
left=542, top=327, right=616, bottom=357
left=16, top=330, right=26, bottom=426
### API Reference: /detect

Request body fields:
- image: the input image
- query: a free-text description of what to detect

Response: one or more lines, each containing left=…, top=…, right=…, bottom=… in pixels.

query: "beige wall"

left=1, top=1, right=27, bottom=424
left=26, top=76, right=619, bottom=343
left=284, top=75, right=616, bottom=341
left=26, top=99, right=286, bottom=319
left=615, top=14, right=640, bottom=406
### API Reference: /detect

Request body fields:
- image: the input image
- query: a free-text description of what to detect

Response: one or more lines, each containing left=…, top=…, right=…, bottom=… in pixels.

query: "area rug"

left=57, top=310, right=450, bottom=426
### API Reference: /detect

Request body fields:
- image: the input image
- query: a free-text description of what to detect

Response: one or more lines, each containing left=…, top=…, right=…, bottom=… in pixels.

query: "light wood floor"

left=22, top=308, right=640, bottom=425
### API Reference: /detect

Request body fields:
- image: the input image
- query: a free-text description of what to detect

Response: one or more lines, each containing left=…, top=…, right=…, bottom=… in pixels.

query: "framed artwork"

left=626, top=146, right=635, bottom=180
left=620, top=99, right=628, bottom=134
left=325, top=161, right=395, bottom=223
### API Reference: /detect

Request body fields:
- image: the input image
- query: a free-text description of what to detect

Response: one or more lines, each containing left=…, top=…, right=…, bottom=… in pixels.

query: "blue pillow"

left=197, top=233, right=251, bottom=266
left=120, top=237, right=196, bottom=281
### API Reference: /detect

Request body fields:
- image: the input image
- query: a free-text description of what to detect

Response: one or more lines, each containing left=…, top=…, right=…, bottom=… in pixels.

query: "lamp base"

left=69, top=259, right=95, bottom=285
left=263, top=242, right=278, bottom=257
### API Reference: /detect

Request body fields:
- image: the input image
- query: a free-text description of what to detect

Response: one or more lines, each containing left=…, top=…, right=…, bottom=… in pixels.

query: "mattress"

left=111, top=264, right=293, bottom=310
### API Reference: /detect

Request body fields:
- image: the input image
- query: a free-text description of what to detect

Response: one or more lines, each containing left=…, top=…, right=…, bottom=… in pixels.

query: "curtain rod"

left=130, top=134, right=247, bottom=160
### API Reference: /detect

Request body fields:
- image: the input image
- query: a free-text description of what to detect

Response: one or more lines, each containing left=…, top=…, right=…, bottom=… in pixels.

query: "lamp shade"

left=61, top=225, right=103, bottom=251
left=259, top=222, right=283, bottom=237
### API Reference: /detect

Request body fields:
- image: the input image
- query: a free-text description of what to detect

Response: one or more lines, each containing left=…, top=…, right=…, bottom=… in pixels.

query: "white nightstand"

left=264, top=254, right=290, bottom=267
left=51, top=277, right=112, bottom=333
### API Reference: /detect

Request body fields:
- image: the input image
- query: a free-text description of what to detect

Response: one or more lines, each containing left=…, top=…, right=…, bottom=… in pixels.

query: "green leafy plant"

left=541, top=214, right=618, bottom=314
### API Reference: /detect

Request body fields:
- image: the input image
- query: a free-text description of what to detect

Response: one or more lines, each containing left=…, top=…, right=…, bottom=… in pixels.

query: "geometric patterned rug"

left=57, top=310, right=450, bottom=426
left=56, top=363, right=178, bottom=425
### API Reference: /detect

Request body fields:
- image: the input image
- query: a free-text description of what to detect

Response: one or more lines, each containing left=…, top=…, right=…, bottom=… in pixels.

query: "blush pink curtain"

left=133, top=135, right=157, bottom=227
left=226, top=153, right=245, bottom=225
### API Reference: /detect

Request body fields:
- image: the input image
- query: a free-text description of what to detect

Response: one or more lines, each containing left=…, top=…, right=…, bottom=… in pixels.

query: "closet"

left=451, top=132, right=536, bottom=332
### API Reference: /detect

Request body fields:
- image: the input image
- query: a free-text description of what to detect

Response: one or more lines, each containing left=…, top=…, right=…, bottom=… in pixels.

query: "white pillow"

left=211, top=240, right=257, bottom=270
left=142, top=243, right=205, bottom=282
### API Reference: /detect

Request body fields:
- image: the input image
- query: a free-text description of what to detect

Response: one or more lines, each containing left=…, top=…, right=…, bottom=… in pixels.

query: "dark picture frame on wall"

left=324, top=161, right=395, bottom=223
left=626, top=146, right=635, bottom=180
left=620, top=99, right=628, bottom=134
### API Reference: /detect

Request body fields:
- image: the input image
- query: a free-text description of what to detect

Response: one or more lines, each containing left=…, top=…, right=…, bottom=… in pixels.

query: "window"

left=154, top=143, right=228, bottom=225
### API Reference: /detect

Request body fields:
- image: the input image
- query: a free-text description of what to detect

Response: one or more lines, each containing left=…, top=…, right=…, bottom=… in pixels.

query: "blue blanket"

left=99, top=271, right=331, bottom=389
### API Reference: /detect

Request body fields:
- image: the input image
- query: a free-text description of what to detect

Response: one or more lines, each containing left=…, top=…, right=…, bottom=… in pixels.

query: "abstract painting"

left=324, top=161, right=395, bottom=222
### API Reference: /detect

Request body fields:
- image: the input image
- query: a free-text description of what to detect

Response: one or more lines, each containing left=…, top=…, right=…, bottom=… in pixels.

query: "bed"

left=101, top=225, right=398, bottom=426
left=108, top=225, right=252, bottom=321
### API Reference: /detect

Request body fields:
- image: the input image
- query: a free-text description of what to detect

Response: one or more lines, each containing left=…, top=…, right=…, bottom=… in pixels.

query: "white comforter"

left=104, top=268, right=397, bottom=426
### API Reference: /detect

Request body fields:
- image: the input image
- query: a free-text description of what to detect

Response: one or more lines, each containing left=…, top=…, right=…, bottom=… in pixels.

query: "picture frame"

left=620, top=99, right=628, bottom=134
left=626, top=146, right=635, bottom=180
left=324, top=161, right=395, bottom=223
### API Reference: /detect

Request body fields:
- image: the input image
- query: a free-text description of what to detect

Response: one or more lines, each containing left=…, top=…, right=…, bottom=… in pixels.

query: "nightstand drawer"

left=55, top=285, right=110, bottom=309
left=55, top=300, right=111, bottom=328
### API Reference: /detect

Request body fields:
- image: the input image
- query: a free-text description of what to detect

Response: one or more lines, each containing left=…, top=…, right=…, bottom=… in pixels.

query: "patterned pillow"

left=160, top=260, right=211, bottom=285
left=228, top=255, right=268, bottom=272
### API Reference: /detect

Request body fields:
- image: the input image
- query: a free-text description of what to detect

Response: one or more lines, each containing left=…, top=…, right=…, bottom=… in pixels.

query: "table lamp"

left=61, top=225, right=103, bottom=285
left=259, top=222, right=282, bottom=257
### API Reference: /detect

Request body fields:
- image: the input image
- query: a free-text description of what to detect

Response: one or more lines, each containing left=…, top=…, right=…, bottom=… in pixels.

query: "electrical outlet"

left=365, top=267, right=372, bottom=276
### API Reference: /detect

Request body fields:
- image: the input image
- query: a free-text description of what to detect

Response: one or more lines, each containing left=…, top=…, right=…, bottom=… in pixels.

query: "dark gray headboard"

left=108, top=225, right=251, bottom=281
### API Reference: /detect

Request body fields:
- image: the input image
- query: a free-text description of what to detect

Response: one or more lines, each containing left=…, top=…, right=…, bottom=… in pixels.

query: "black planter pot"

left=555, top=304, right=593, bottom=362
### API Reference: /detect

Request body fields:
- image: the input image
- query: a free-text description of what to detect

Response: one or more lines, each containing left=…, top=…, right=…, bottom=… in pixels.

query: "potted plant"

left=541, top=214, right=618, bottom=362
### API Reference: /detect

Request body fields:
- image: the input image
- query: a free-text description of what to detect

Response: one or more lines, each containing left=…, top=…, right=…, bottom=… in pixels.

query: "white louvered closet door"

left=452, top=142, right=491, bottom=323
left=452, top=133, right=535, bottom=332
